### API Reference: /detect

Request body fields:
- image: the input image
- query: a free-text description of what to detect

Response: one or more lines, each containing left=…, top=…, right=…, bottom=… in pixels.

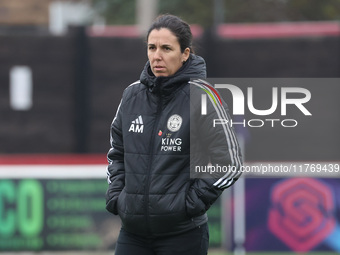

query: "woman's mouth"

left=154, top=66, right=165, bottom=71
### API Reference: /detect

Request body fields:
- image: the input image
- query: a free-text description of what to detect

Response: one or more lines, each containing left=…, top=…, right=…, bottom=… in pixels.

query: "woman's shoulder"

left=122, top=80, right=146, bottom=99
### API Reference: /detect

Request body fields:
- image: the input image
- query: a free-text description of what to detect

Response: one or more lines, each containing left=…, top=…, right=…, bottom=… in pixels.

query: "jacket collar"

left=140, top=54, right=207, bottom=96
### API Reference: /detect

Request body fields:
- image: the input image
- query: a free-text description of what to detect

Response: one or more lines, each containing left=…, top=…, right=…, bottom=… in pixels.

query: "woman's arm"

left=186, top=81, right=243, bottom=217
left=105, top=99, right=125, bottom=215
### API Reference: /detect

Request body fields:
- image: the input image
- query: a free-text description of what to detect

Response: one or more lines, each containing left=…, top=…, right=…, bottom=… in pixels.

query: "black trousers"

left=114, top=223, right=209, bottom=255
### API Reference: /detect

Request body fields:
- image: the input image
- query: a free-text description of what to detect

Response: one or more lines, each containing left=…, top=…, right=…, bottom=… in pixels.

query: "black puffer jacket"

left=105, top=54, right=242, bottom=237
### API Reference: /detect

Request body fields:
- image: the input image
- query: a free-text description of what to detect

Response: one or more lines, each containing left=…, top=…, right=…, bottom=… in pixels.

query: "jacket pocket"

left=106, top=196, right=119, bottom=215
left=116, top=188, right=126, bottom=215
left=185, top=184, right=207, bottom=218
left=105, top=188, right=120, bottom=215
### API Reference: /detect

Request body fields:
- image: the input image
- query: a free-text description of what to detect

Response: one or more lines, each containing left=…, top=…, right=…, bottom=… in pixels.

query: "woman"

left=106, top=14, right=242, bottom=255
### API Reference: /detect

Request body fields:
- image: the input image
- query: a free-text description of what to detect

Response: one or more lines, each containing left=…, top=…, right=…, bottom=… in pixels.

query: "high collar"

left=140, top=54, right=207, bottom=96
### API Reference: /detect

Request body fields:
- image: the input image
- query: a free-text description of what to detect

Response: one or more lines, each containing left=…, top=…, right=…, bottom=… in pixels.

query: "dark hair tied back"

left=147, top=14, right=193, bottom=53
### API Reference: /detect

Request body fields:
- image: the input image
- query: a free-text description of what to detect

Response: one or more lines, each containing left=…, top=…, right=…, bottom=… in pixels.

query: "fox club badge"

left=167, top=114, right=182, bottom=132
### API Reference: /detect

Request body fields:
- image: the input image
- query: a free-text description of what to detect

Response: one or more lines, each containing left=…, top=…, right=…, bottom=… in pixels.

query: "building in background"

left=0, top=0, right=95, bottom=35
left=0, top=0, right=52, bottom=26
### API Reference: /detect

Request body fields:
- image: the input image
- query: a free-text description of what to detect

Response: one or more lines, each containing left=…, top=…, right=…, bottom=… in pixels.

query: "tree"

left=93, top=0, right=136, bottom=25
left=92, top=0, right=340, bottom=26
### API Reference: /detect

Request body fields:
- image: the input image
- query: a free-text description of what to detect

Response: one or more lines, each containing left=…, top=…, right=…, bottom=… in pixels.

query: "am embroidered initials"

left=128, top=115, right=144, bottom=133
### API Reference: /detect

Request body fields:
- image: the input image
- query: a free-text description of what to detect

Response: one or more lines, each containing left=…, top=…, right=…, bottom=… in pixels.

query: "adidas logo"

left=128, top=115, right=144, bottom=133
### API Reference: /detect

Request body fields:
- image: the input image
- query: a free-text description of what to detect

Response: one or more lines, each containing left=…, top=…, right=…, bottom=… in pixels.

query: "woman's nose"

left=153, top=49, right=162, bottom=61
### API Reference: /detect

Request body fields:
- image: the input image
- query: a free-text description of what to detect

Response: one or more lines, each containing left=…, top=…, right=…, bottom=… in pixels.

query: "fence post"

left=72, top=26, right=91, bottom=153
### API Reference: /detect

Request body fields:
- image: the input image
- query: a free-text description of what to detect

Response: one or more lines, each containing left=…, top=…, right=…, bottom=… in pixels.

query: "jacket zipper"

left=144, top=94, right=163, bottom=235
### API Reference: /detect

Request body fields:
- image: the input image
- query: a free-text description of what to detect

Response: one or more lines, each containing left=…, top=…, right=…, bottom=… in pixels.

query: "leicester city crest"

left=167, top=114, right=182, bottom=132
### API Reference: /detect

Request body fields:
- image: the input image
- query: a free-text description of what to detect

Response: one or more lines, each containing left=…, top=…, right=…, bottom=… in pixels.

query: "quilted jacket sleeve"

left=186, top=81, right=243, bottom=217
left=105, top=98, right=125, bottom=215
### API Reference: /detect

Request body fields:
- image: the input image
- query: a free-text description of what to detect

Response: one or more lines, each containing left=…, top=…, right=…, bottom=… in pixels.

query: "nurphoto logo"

left=198, top=79, right=312, bottom=128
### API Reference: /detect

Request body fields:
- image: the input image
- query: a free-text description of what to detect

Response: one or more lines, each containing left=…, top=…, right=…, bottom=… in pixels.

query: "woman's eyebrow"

left=148, top=43, right=173, bottom=48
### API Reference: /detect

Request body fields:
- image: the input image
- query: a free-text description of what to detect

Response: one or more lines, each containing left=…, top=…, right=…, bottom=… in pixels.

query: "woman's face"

left=147, top=28, right=190, bottom=77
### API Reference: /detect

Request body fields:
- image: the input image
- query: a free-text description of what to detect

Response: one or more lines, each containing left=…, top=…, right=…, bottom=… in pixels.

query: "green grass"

left=208, top=251, right=340, bottom=255
left=114, top=250, right=340, bottom=255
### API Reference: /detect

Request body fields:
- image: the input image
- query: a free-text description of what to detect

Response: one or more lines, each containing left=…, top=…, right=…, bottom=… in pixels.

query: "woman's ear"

left=182, top=47, right=190, bottom=63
